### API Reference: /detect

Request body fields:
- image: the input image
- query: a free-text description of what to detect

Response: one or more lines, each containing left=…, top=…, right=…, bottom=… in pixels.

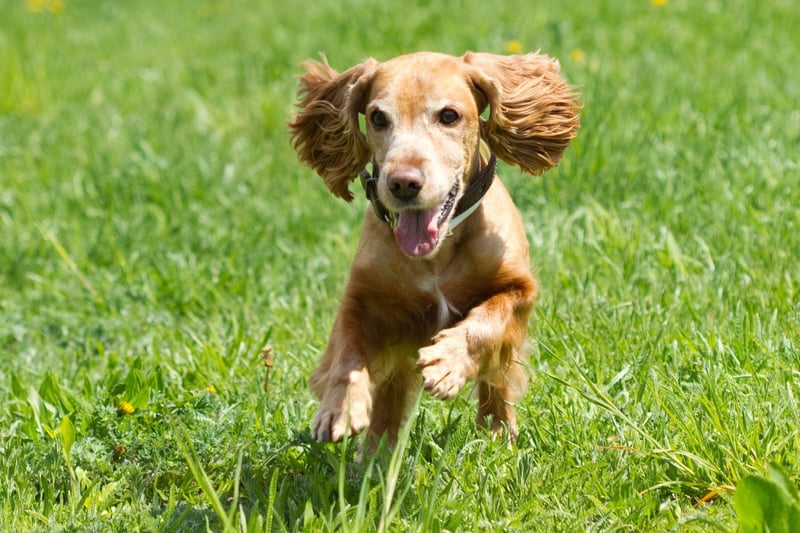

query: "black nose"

left=387, top=168, right=423, bottom=200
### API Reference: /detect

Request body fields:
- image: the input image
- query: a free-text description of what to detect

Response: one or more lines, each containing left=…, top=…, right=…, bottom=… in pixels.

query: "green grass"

left=1, top=0, right=799, bottom=530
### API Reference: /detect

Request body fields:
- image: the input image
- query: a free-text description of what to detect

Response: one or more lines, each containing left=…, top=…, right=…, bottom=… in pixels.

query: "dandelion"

left=25, top=0, right=44, bottom=12
left=25, top=0, right=64, bottom=13
left=504, top=40, right=524, bottom=54
left=651, top=0, right=668, bottom=6
left=203, top=385, right=217, bottom=394
left=570, top=49, right=586, bottom=64
left=116, top=401, right=135, bottom=416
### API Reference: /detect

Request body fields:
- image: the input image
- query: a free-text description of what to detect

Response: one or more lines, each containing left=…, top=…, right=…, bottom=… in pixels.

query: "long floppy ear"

left=462, top=51, right=580, bottom=175
left=288, top=56, right=378, bottom=200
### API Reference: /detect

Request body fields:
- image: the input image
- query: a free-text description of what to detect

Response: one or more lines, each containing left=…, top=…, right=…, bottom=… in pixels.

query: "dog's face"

left=362, top=54, right=484, bottom=257
left=289, top=51, right=580, bottom=256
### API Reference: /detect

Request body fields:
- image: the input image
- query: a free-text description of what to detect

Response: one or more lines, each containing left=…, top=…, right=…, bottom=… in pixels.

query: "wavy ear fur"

left=463, top=52, right=580, bottom=175
left=288, top=56, right=378, bottom=200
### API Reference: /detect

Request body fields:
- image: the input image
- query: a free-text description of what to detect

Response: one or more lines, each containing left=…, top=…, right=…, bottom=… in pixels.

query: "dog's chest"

left=417, top=277, right=460, bottom=332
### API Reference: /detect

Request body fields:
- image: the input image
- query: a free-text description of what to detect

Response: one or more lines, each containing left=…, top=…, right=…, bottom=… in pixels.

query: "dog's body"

left=289, top=52, right=579, bottom=447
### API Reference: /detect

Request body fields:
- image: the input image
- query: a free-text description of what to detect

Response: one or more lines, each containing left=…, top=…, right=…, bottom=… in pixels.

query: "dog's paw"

left=417, top=330, right=477, bottom=400
left=311, top=405, right=369, bottom=442
left=311, top=374, right=371, bottom=442
left=480, top=417, right=519, bottom=447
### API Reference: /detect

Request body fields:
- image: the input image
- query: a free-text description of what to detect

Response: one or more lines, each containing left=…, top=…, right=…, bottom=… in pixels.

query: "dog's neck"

left=448, top=154, right=497, bottom=233
left=359, top=154, right=497, bottom=231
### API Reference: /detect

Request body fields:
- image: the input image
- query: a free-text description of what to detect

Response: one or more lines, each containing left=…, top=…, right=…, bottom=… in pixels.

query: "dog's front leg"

left=309, top=309, right=372, bottom=442
left=417, top=284, right=534, bottom=400
left=417, top=284, right=534, bottom=440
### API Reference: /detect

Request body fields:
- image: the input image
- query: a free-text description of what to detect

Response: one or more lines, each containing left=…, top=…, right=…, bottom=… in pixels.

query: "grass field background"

left=1, top=0, right=798, bottom=530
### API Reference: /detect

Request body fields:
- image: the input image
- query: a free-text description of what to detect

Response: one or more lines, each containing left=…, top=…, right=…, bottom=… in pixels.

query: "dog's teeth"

left=437, top=183, right=459, bottom=225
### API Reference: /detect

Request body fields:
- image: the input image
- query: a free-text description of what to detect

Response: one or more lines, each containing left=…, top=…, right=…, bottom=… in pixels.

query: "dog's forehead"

left=370, top=53, right=473, bottom=107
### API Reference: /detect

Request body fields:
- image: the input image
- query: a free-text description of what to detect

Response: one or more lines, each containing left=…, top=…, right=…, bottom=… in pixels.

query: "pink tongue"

left=394, top=207, right=440, bottom=257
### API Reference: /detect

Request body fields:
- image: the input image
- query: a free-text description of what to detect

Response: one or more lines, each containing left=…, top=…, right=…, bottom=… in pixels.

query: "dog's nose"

left=387, top=167, right=423, bottom=200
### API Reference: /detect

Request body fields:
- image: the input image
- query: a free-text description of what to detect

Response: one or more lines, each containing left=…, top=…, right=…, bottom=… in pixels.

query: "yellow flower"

left=570, top=49, right=586, bottom=63
left=651, top=0, right=668, bottom=6
left=117, top=401, right=135, bottom=415
left=504, top=40, right=524, bottom=54
left=25, top=0, right=63, bottom=13
left=203, top=385, right=217, bottom=394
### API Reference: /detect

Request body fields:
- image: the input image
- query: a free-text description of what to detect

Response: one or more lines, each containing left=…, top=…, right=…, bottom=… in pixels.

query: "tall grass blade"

left=175, top=428, right=235, bottom=533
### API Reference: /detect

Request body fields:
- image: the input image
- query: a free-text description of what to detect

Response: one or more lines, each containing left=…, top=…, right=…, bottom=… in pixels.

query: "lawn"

left=1, top=0, right=799, bottom=530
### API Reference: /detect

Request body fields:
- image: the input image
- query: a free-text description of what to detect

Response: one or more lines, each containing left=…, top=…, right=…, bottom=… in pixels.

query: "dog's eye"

left=370, top=110, right=389, bottom=128
left=439, top=108, right=460, bottom=125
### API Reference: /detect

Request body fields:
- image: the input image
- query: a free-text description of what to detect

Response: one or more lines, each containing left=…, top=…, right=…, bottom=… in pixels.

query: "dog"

left=288, top=51, right=579, bottom=448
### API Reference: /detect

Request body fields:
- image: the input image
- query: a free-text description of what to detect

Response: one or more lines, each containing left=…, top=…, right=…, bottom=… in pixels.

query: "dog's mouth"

left=393, top=182, right=459, bottom=257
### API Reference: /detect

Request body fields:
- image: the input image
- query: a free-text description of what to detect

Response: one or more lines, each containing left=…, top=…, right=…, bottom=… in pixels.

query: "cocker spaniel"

left=289, top=51, right=579, bottom=448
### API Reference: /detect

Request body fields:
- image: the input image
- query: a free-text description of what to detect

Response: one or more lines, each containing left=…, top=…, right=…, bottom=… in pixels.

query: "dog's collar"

left=359, top=154, right=497, bottom=232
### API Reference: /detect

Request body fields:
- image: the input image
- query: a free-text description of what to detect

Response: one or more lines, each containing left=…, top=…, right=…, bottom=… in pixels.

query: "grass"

left=1, top=0, right=798, bottom=530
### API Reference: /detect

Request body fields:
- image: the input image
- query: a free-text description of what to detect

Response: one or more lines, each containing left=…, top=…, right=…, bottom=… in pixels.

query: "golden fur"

left=288, top=51, right=579, bottom=448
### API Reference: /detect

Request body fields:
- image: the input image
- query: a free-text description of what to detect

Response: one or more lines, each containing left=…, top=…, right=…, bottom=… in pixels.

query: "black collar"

left=359, top=154, right=497, bottom=229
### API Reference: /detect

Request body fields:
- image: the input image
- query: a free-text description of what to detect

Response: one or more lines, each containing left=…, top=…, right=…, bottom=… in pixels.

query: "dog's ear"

left=463, top=52, right=580, bottom=175
left=288, top=56, right=378, bottom=201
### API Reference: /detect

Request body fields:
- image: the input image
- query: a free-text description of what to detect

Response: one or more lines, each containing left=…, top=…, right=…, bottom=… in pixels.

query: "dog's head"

left=289, top=51, right=580, bottom=257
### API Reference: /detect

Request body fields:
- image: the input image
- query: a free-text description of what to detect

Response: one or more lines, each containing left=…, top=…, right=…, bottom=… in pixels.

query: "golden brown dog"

left=289, top=51, right=579, bottom=447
